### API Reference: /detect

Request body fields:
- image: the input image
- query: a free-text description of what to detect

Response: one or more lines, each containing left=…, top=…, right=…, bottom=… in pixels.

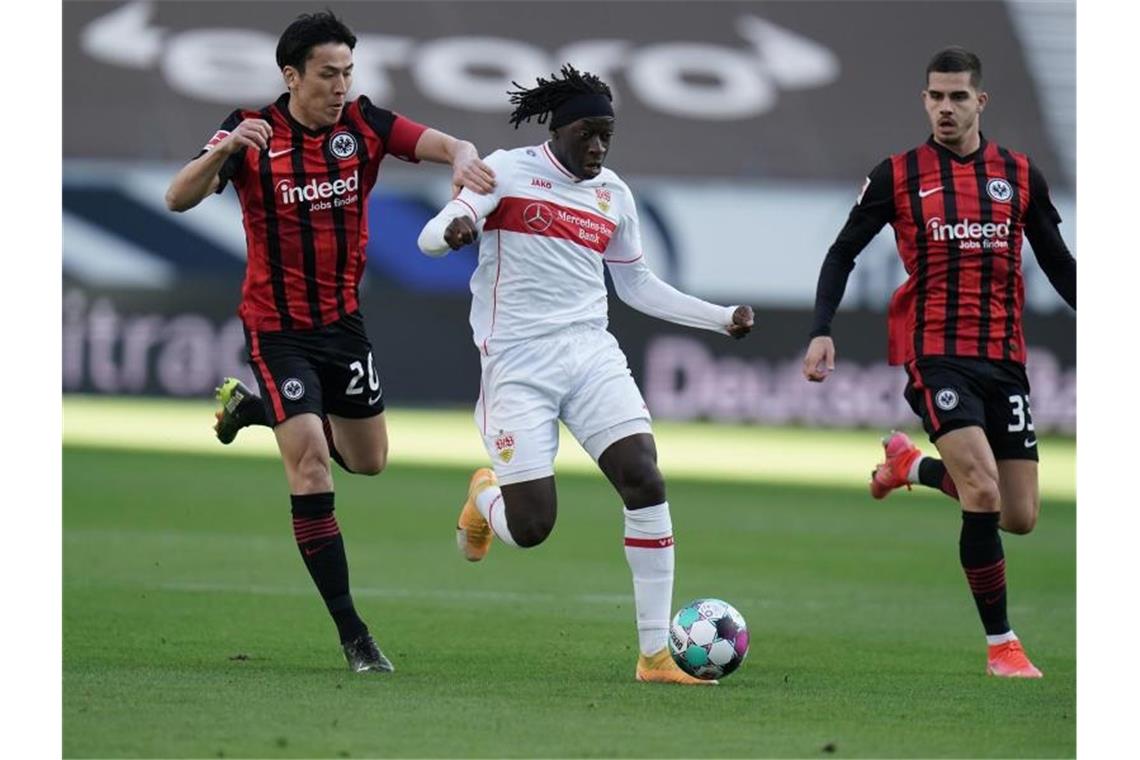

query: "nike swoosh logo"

left=1024, top=438, right=1037, bottom=448
left=268, top=147, right=294, bottom=159
left=918, top=186, right=943, bottom=198
left=368, top=391, right=383, bottom=405
left=303, top=541, right=332, bottom=557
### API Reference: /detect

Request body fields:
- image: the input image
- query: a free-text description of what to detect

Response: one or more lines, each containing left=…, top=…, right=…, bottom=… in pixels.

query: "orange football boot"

left=870, top=430, right=924, bottom=499
left=456, top=467, right=498, bottom=562
left=635, top=648, right=718, bottom=686
left=986, top=639, right=1043, bottom=678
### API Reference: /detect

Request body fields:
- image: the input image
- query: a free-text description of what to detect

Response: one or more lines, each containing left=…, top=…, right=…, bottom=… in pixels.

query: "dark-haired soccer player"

left=417, top=65, right=754, bottom=685
left=802, top=47, right=1075, bottom=678
left=165, top=11, right=495, bottom=673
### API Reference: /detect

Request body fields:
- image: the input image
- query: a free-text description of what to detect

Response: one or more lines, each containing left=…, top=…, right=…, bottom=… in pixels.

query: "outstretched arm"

left=604, top=184, right=751, bottom=337
left=607, top=257, right=753, bottom=337
left=414, top=128, right=496, bottom=196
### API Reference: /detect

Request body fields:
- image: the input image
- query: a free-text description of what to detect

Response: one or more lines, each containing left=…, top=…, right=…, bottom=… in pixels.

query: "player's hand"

left=445, top=216, right=479, bottom=249
left=802, top=336, right=835, bottom=382
left=219, top=119, right=273, bottom=154
left=451, top=142, right=496, bottom=196
left=727, top=305, right=754, bottom=339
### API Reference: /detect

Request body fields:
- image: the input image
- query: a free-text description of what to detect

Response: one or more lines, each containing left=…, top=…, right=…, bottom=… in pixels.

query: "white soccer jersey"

left=419, top=141, right=738, bottom=355
left=450, top=143, right=642, bottom=354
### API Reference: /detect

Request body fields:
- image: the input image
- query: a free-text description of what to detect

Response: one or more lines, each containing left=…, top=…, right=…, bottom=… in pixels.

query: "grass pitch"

left=63, top=401, right=1075, bottom=758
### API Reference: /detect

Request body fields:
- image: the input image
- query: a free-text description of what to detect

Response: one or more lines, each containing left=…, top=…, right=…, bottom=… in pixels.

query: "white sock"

left=986, top=630, right=1018, bottom=646
left=907, top=456, right=924, bottom=484
left=475, top=485, right=518, bottom=547
left=623, top=502, right=675, bottom=656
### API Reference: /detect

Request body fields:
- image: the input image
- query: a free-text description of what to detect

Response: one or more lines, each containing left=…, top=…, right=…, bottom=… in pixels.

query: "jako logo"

left=276, top=170, right=359, bottom=205
left=531, top=178, right=552, bottom=189
left=926, top=217, right=1011, bottom=242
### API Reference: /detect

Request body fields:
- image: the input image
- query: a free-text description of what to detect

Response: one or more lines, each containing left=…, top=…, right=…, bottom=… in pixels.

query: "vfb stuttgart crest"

left=986, top=177, right=1013, bottom=203
left=328, top=131, right=358, bottom=159
left=595, top=187, right=612, bottom=213
left=494, top=431, right=516, bottom=463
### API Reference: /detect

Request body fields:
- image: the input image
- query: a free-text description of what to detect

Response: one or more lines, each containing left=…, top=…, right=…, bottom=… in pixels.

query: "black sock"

left=234, top=388, right=269, bottom=427
left=291, top=492, right=367, bottom=643
left=918, top=457, right=960, bottom=500
left=959, top=511, right=1010, bottom=636
left=322, top=417, right=355, bottom=474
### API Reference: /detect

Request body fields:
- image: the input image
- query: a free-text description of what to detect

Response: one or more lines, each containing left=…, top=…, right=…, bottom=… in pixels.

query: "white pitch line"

left=151, top=580, right=851, bottom=612
left=156, top=579, right=633, bottom=606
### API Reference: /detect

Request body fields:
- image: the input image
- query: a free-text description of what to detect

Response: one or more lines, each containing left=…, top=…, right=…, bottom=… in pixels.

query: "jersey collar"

left=926, top=132, right=988, bottom=163
left=274, top=93, right=340, bottom=137
left=542, top=141, right=585, bottom=183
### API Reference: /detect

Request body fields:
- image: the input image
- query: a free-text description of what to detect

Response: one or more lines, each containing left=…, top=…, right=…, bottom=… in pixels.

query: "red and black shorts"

left=903, top=356, right=1038, bottom=461
left=244, top=311, right=385, bottom=426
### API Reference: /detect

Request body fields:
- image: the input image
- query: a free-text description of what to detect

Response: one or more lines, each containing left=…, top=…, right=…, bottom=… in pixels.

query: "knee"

left=617, top=465, right=666, bottom=509
left=954, top=466, right=1001, bottom=510
left=1002, top=517, right=1036, bottom=535
left=1002, top=504, right=1039, bottom=535
left=351, top=448, right=387, bottom=476
left=292, top=448, right=332, bottom=492
left=509, top=504, right=557, bottom=548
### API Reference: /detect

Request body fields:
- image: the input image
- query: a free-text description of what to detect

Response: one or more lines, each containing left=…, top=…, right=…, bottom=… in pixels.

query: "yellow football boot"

left=456, top=467, right=498, bottom=562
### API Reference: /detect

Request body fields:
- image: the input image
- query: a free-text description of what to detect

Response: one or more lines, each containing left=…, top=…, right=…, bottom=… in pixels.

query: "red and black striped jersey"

left=811, top=135, right=1076, bottom=366
left=202, top=93, right=427, bottom=332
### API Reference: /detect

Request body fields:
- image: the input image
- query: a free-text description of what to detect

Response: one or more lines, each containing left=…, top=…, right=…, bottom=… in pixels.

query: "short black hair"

left=275, top=10, right=356, bottom=73
left=926, top=46, right=983, bottom=89
left=507, top=64, right=613, bottom=129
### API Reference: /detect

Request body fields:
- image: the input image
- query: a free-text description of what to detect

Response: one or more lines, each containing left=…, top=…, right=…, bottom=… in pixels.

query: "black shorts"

left=245, top=311, right=384, bottom=426
left=903, top=356, right=1038, bottom=461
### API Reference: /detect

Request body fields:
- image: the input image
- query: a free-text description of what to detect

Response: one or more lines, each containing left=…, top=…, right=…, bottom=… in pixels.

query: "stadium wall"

left=61, top=281, right=1075, bottom=433
left=61, top=1, right=1076, bottom=433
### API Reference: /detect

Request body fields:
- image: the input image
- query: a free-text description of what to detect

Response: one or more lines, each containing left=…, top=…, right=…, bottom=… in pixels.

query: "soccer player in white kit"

left=418, top=66, right=754, bottom=685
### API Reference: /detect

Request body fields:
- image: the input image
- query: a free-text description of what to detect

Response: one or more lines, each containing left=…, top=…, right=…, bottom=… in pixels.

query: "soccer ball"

left=669, top=598, right=749, bottom=680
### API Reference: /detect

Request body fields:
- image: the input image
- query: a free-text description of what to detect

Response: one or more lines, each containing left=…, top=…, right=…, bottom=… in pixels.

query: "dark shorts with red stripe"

left=244, top=311, right=385, bottom=426
left=903, top=356, right=1038, bottom=461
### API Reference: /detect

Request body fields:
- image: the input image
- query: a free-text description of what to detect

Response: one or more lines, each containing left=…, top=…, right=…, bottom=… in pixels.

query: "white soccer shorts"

left=473, top=325, right=653, bottom=485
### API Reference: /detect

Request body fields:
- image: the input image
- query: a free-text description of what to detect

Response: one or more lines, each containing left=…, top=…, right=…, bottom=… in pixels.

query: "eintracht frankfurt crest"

left=986, top=178, right=1013, bottom=203
left=935, top=388, right=959, bottom=411
left=281, top=378, right=305, bottom=401
left=329, top=131, right=358, bottom=159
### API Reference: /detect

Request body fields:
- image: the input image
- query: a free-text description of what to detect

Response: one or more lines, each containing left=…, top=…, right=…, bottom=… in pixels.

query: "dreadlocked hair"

left=507, top=64, right=613, bottom=129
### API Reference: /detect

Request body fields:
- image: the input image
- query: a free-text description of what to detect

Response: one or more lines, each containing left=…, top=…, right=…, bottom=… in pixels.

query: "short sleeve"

left=195, top=110, right=246, bottom=194
left=358, top=95, right=428, bottom=162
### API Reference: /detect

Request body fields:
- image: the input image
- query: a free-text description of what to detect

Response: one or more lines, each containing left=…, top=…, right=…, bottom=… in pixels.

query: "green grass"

left=63, top=443, right=1075, bottom=758
left=62, top=396, right=1077, bottom=500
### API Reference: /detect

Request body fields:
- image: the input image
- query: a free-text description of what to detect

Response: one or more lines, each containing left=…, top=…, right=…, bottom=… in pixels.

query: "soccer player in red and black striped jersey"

left=164, top=11, right=496, bottom=673
left=801, top=48, right=1075, bottom=678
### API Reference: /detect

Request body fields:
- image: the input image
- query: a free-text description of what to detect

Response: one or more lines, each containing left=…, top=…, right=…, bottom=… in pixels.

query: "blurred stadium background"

left=61, top=2, right=1077, bottom=757
left=63, top=0, right=1075, bottom=434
